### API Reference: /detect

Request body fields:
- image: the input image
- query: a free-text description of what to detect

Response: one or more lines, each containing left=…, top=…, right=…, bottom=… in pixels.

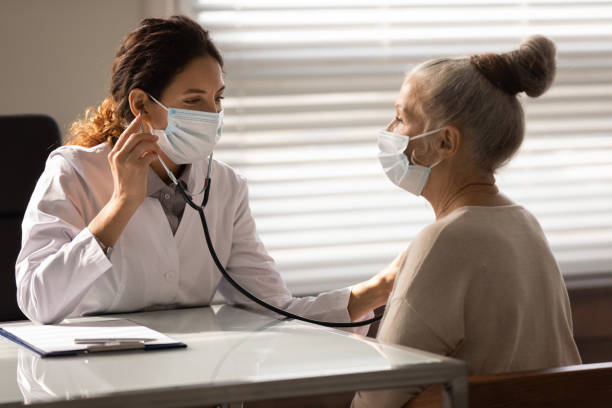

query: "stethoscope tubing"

left=175, top=156, right=382, bottom=328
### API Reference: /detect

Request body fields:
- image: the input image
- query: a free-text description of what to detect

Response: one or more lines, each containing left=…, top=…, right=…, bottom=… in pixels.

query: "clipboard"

left=0, top=318, right=186, bottom=357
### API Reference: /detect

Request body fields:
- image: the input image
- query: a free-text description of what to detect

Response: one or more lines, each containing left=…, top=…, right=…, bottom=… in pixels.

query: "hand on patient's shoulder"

left=348, top=251, right=407, bottom=320
left=375, top=251, right=407, bottom=295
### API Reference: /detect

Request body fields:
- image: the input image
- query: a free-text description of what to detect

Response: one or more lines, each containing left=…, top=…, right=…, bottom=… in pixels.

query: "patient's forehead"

left=396, top=75, right=427, bottom=122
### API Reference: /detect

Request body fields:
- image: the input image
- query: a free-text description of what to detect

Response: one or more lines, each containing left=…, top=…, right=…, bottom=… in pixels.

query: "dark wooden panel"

left=576, top=339, right=612, bottom=364
left=468, top=363, right=612, bottom=408
left=408, top=363, right=612, bottom=408
left=567, top=276, right=612, bottom=363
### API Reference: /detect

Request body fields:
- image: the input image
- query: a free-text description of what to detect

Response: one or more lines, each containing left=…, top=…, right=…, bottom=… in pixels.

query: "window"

left=191, top=0, right=612, bottom=295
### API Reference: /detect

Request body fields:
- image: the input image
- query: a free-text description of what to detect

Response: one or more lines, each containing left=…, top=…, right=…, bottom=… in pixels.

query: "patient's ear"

left=437, top=125, right=461, bottom=160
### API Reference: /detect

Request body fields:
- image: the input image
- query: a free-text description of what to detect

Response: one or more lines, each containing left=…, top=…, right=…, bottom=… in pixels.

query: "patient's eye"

left=394, top=116, right=403, bottom=123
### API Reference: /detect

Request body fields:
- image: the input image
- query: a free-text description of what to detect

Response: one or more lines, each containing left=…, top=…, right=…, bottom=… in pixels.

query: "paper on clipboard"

left=0, top=318, right=186, bottom=357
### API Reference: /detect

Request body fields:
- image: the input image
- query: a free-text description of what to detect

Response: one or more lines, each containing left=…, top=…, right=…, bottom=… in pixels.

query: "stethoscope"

left=158, top=154, right=382, bottom=328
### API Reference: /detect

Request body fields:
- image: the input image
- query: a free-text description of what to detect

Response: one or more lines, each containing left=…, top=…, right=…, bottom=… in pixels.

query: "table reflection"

left=15, top=305, right=435, bottom=405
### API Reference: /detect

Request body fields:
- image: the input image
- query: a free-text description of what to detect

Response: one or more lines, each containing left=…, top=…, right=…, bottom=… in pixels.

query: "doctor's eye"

left=184, top=97, right=201, bottom=104
left=215, top=95, right=225, bottom=103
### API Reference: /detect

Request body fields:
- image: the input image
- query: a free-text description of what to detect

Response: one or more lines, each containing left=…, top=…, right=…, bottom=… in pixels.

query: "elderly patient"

left=352, top=35, right=581, bottom=407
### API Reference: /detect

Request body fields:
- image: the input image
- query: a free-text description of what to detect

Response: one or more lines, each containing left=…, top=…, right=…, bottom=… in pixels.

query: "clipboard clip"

left=82, top=341, right=147, bottom=353
left=74, top=338, right=154, bottom=353
left=74, top=338, right=156, bottom=344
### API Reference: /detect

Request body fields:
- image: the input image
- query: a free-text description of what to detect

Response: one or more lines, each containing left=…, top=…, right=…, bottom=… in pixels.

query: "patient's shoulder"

left=409, top=208, right=477, bottom=254
left=406, top=206, right=517, bottom=280
left=419, top=205, right=527, bottom=248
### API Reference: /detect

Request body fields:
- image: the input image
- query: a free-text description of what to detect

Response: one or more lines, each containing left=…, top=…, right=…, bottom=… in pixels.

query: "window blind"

left=191, top=0, right=612, bottom=295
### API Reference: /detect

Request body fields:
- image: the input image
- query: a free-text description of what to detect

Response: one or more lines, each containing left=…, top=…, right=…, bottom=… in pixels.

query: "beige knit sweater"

left=353, top=205, right=581, bottom=407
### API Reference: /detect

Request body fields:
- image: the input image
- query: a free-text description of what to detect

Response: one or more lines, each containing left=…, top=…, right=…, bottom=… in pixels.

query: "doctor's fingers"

left=378, top=251, right=407, bottom=282
left=110, top=133, right=160, bottom=167
left=115, top=131, right=159, bottom=157
left=126, top=140, right=162, bottom=164
left=113, top=114, right=143, bottom=152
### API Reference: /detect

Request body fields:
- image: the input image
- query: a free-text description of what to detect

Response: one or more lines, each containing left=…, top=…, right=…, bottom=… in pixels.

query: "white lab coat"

left=16, top=143, right=370, bottom=332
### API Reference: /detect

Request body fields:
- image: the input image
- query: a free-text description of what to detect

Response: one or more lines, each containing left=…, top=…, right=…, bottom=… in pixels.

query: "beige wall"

left=0, top=0, right=176, bottom=136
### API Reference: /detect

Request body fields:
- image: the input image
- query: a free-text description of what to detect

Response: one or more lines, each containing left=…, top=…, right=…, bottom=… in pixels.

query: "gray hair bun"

left=470, top=35, right=557, bottom=97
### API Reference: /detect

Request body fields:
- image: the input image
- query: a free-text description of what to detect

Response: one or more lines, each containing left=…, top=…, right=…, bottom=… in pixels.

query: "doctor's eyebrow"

left=183, top=88, right=207, bottom=94
left=182, top=85, right=225, bottom=95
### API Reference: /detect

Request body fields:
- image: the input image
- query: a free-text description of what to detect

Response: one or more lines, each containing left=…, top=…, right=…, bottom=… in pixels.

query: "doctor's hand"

left=108, top=114, right=161, bottom=208
left=347, top=251, right=406, bottom=321
left=88, top=114, right=161, bottom=249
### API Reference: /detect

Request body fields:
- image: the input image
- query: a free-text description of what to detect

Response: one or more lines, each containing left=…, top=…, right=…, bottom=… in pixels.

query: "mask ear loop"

left=408, top=127, right=445, bottom=168
left=410, top=150, right=443, bottom=169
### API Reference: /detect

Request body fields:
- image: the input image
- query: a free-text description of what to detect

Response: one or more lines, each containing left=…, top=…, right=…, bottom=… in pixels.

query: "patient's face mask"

left=148, top=94, right=223, bottom=164
left=377, top=128, right=443, bottom=196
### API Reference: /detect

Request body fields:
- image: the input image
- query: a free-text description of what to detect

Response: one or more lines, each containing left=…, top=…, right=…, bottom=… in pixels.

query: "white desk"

left=0, top=306, right=467, bottom=407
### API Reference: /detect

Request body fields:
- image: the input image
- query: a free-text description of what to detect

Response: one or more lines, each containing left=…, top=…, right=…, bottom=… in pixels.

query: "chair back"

left=0, top=114, right=61, bottom=322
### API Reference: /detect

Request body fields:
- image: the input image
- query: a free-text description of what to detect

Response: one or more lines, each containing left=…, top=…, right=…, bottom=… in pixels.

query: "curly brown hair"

left=66, top=15, right=223, bottom=147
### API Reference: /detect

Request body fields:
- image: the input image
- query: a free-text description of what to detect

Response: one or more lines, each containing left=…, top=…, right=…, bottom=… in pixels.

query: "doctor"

left=16, top=15, right=399, bottom=326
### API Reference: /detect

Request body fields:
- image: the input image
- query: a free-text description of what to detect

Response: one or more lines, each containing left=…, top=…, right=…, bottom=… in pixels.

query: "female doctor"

left=16, top=16, right=399, bottom=327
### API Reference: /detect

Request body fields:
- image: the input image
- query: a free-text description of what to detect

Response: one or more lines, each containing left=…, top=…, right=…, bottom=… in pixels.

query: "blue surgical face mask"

left=377, top=128, right=443, bottom=196
left=148, top=94, right=223, bottom=165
